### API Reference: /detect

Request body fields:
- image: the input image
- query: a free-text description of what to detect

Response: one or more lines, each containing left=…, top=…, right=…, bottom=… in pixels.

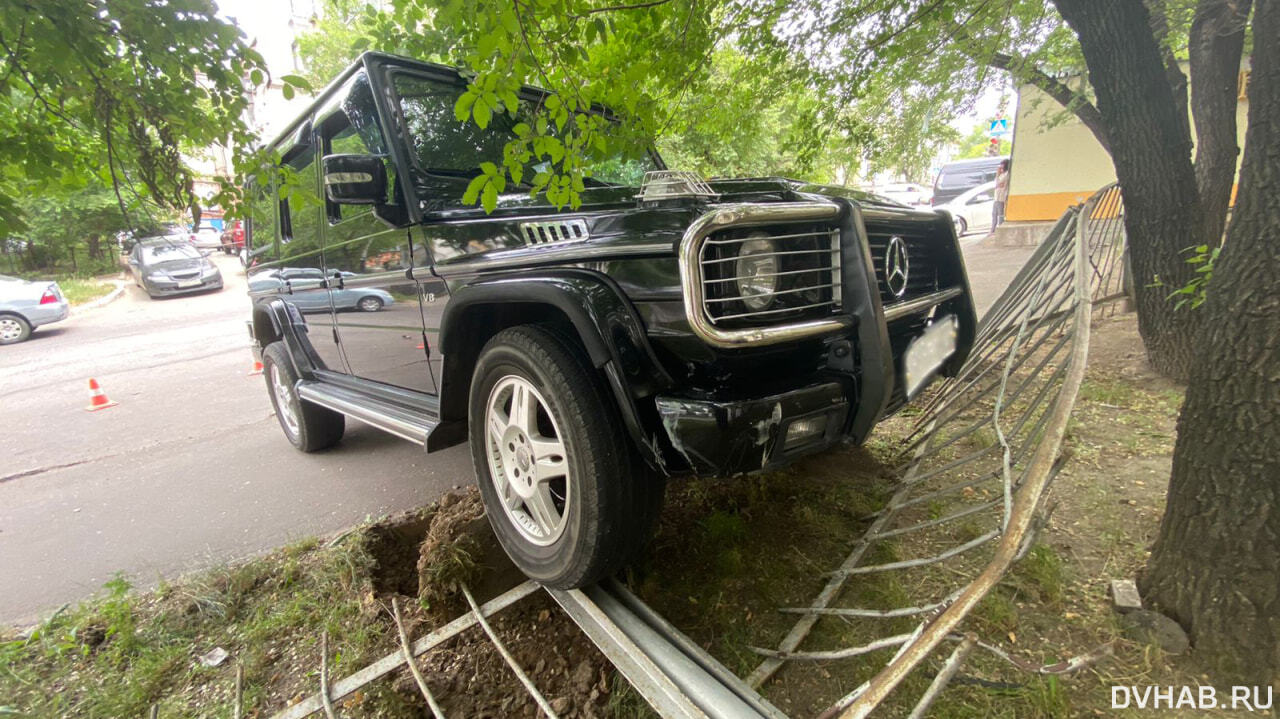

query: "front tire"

left=469, top=325, right=661, bottom=589
left=357, top=295, right=383, bottom=312
left=954, top=216, right=968, bottom=236
left=0, top=314, right=31, bottom=345
left=262, top=341, right=344, bottom=452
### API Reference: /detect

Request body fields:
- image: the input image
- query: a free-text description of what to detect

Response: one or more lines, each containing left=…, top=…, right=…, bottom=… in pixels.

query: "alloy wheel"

left=484, top=375, right=571, bottom=546
left=270, top=363, right=300, bottom=437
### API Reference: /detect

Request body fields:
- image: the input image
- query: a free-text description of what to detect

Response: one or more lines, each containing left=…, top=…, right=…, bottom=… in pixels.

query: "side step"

left=548, top=579, right=788, bottom=719
left=296, top=380, right=438, bottom=445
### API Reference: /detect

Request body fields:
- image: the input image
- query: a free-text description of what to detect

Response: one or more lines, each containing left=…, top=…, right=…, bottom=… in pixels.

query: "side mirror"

left=322, top=154, right=387, bottom=205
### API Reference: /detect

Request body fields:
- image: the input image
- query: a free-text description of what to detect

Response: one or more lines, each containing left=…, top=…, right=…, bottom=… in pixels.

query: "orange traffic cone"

left=248, top=359, right=264, bottom=376
left=85, top=378, right=118, bottom=412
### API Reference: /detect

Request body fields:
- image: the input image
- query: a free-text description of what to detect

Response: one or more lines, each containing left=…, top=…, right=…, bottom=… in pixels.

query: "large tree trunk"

left=1054, top=0, right=1205, bottom=380
left=1190, top=0, right=1252, bottom=245
left=1142, top=0, right=1280, bottom=684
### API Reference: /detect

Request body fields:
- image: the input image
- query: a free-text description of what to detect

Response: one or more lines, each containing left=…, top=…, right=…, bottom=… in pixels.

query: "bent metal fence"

left=239, top=184, right=1127, bottom=719
left=747, top=182, right=1128, bottom=717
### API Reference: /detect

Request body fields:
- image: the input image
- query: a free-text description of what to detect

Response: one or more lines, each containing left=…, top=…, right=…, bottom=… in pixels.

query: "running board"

left=296, top=380, right=438, bottom=445
left=548, top=579, right=787, bottom=719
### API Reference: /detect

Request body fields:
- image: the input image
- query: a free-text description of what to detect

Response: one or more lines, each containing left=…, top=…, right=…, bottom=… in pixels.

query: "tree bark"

left=1142, top=0, right=1280, bottom=683
left=1054, top=0, right=1205, bottom=380
left=1190, top=0, right=1252, bottom=245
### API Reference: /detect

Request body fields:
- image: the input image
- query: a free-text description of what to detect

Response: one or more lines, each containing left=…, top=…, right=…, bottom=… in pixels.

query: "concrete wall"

left=1006, top=67, right=1251, bottom=222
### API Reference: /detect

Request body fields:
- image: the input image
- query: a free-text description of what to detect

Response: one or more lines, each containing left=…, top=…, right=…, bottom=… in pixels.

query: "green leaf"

left=281, top=83, right=294, bottom=101
left=474, top=97, right=492, bottom=129
left=481, top=182, right=498, bottom=212
left=462, top=175, right=487, bottom=205
left=480, top=161, right=498, bottom=176
left=281, top=74, right=312, bottom=92
left=453, top=91, right=476, bottom=122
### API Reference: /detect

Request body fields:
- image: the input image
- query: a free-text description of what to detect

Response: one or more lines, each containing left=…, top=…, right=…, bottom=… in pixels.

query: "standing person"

left=992, top=159, right=1010, bottom=231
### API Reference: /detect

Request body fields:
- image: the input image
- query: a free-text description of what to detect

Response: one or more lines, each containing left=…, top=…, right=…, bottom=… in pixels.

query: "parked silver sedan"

left=127, top=239, right=223, bottom=298
left=0, top=274, right=70, bottom=344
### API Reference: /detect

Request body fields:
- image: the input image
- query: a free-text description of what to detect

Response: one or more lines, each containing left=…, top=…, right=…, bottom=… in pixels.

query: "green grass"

left=57, top=278, right=116, bottom=305
left=0, top=533, right=406, bottom=718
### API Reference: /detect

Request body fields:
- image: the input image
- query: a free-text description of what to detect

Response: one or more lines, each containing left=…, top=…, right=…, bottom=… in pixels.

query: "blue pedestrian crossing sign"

left=988, top=118, right=1010, bottom=137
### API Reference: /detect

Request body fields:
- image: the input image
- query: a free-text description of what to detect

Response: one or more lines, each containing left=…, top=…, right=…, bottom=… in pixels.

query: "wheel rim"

left=359, top=297, right=380, bottom=311
left=484, top=375, right=571, bottom=546
left=270, top=364, right=300, bottom=437
left=0, top=318, right=23, bottom=341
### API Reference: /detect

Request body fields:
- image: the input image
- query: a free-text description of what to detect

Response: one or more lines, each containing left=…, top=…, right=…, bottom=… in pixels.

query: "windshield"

left=391, top=73, right=660, bottom=189
left=141, top=244, right=201, bottom=263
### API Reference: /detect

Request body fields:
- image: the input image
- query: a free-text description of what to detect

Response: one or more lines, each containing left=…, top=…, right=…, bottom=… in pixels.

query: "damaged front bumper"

left=655, top=381, right=851, bottom=476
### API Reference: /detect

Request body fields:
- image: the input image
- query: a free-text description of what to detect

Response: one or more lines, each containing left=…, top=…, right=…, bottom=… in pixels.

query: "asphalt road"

left=0, top=240, right=1034, bottom=625
left=0, top=253, right=471, bottom=624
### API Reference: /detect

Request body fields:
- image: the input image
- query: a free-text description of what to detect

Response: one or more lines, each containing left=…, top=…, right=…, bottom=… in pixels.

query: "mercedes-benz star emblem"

left=885, top=235, right=910, bottom=298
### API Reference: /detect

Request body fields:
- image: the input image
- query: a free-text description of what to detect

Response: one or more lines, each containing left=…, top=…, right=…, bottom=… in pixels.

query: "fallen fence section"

left=549, top=579, right=788, bottom=719
left=259, top=184, right=1127, bottom=719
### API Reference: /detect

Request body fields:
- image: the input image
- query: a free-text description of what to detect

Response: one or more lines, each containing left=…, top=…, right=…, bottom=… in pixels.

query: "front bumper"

left=655, top=381, right=851, bottom=476
left=145, top=276, right=223, bottom=296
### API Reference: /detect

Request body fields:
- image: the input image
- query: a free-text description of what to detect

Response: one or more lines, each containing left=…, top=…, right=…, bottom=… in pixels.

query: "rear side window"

left=245, top=179, right=278, bottom=256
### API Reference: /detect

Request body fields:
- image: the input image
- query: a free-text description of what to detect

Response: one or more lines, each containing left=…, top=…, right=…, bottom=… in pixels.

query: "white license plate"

left=177, top=279, right=201, bottom=288
left=904, top=315, right=959, bottom=399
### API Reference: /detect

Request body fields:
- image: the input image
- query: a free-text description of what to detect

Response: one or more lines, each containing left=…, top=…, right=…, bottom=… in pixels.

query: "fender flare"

left=256, top=299, right=326, bottom=380
left=437, top=269, right=675, bottom=470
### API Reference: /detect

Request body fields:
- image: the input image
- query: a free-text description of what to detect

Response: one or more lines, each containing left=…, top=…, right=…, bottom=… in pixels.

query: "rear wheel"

left=469, top=325, right=662, bottom=589
left=0, top=314, right=31, bottom=345
left=262, top=341, right=344, bottom=452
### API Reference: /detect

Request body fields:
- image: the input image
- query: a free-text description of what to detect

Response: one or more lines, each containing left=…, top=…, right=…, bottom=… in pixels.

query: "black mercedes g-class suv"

left=245, top=52, right=976, bottom=589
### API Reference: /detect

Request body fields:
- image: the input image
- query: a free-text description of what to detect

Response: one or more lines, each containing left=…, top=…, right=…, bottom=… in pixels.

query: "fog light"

left=784, top=415, right=828, bottom=449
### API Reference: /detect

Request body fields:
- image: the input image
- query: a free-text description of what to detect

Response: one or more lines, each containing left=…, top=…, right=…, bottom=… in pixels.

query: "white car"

left=869, top=182, right=932, bottom=207
left=939, top=181, right=996, bottom=237
left=191, top=221, right=223, bottom=250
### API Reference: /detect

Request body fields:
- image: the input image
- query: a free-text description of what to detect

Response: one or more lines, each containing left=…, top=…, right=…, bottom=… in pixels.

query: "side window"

left=319, top=74, right=412, bottom=273
left=284, top=145, right=322, bottom=244
left=245, top=178, right=279, bottom=264
left=276, top=142, right=327, bottom=272
left=319, top=74, right=395, bottom=223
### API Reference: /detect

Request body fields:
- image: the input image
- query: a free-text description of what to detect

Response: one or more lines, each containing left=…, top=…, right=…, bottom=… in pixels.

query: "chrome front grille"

left=867, top=232, right=941, bottom=308
left=699, top=224, right=842, bottom=327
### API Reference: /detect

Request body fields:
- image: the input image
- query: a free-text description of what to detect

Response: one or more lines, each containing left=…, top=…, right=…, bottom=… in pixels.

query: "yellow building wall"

left=1007, top=70, right=1250, bottom=222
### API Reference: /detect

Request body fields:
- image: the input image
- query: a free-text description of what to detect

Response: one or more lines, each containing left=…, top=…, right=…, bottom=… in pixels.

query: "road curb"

left=73, top=279, right=127, bottom=313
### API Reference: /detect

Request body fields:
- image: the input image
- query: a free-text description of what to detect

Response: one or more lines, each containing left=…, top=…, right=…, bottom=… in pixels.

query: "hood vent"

left=638, top=170, right=719, bottom=203
left=519, top=219, right=590, bottom=246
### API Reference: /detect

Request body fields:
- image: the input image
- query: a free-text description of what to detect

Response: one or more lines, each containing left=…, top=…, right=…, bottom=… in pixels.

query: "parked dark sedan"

left=127, top=239, right=223, bottom=298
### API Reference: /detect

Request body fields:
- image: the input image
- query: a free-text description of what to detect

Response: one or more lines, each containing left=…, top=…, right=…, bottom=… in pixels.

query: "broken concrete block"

left=1110, top=578, right=1143, bottom=612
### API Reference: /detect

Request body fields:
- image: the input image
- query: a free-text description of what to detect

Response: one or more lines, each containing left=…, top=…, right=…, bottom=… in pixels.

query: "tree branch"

left=570, top=0, right=671, bottom=16
left=988, top=51, right=1112, bottom=155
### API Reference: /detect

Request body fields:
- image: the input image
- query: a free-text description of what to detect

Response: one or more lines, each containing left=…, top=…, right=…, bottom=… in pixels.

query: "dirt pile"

left=364, top=488, right=617, bottom=718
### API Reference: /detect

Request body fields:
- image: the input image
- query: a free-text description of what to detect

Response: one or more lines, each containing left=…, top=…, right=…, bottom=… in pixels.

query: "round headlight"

left=735, top=233, right=777, bottom=311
